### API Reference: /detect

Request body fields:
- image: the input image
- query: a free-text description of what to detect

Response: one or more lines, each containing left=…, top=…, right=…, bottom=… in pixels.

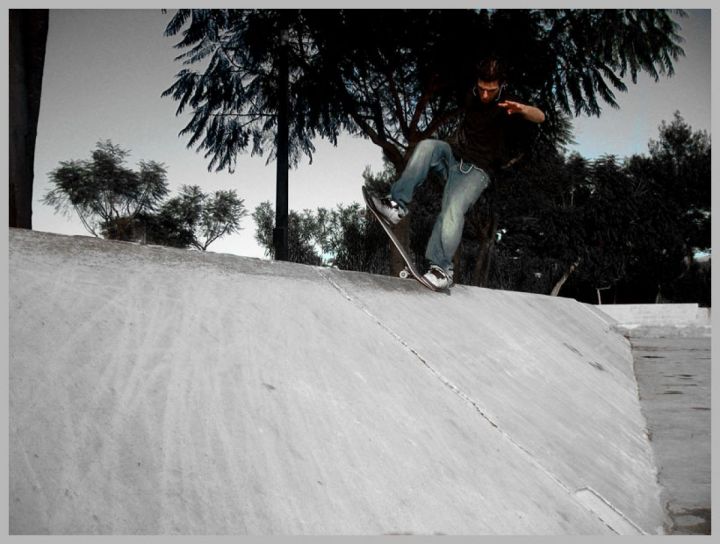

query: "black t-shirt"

left=448, top=92, right=536, bottom=177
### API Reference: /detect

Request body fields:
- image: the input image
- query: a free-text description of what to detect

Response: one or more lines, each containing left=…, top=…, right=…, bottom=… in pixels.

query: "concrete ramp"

left=9, top=229, right=666, bottom=535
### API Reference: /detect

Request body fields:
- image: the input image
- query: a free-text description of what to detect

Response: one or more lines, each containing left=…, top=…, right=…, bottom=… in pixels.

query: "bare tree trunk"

left=9, top=9, right=49, bottom=229
left=596, top=286, right=611, bottom=305
left=550, top=259, right=580, bottom=297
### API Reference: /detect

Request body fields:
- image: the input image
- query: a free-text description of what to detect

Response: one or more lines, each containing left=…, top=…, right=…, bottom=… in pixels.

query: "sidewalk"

left=629, top=334, right=711, bottom=535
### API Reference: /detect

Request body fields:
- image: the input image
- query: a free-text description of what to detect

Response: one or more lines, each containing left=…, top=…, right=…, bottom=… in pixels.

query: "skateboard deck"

left=362, top=186, right=446, bottom=292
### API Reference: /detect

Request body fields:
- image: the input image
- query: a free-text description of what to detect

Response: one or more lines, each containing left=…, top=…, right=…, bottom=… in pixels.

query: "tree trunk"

left=550, top=259, right=580, bottom=297
left=9, top=10, right=49, bottom=229
left=273, top=29, right=289, bottom=261
left=596, top=286, right=611, bottom=305
left=471, top=209, right=498, bottom=287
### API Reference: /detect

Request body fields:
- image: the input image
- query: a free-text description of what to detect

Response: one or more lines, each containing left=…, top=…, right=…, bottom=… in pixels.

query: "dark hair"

left=475, top=57, right=506, bottom=83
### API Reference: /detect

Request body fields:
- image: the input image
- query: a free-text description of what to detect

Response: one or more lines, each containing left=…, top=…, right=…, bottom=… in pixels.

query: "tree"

left=163, top=9, right=684, bottom=167
left=43, top=140, right=169, bottom=240
left=622, top=112, right=711, bottom=302
left=486, top=112, right=710, bottom=305
left=163, top=9, right=686, bottom=279
left=9, top=9, right=49, bottom=229
left=323, top=203, right=390, bottom=274
left=252, top=198, right=390, bottom=273
left=646, top=111, right=710, bottom=255
left=253, top=201, right=325, bottom=265
left=146, top=185, right=248, bottom=250
left=43, top=142, right=248, bottom=251
left=487, top=147, right=588, bottom=295
left=578, top=156, right=646, bottom=303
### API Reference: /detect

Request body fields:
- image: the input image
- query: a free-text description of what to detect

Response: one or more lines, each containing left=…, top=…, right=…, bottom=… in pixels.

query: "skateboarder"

left=369, top=57, right=545, bottom=289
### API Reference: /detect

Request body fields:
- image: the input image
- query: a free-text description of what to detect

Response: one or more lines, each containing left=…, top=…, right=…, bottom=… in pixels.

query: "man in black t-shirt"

left=370, top=58, right=545, bottom=289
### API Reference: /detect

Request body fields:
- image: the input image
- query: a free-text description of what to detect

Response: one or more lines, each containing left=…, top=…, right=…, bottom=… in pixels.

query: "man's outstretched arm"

left=498, top=100, right=546, bottom=124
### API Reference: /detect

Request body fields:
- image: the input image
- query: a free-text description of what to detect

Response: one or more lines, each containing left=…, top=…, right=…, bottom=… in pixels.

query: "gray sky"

left=31, top=9, right=711, bottom=259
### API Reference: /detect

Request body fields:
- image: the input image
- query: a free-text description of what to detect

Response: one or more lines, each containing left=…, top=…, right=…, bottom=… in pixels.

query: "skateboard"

left=362, top=186, right=447, bottom=293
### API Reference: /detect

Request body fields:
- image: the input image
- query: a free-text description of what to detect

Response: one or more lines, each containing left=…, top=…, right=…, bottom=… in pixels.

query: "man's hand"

left=498, top=100, right=545, bottom=123
left=498, top=100, right=525, bottom=114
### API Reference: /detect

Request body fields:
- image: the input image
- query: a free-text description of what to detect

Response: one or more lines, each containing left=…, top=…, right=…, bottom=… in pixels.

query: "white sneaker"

left=423, top=265, right=453, bottom=289
left=370, top=193, right=407, bottom=225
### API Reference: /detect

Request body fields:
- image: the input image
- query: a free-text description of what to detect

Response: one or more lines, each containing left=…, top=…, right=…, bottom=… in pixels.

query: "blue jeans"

left=390, top=139, right=490, bottom=274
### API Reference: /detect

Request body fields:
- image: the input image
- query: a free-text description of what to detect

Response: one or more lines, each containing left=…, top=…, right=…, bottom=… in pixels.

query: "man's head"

left=475, top=80, right=502, bottom=103
left=474, top=57, right=506, bottom=104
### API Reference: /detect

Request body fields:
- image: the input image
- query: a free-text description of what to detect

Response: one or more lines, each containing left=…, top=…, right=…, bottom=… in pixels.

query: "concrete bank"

left=10, top=229, right=667, bottom=535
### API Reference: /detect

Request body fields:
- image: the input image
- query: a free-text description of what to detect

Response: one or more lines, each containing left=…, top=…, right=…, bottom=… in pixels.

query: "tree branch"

left=348, top=108, right=404, bottom=167
left=418, top=107, right=462, bottom=140
left=383, top=68, right=409, bottom=135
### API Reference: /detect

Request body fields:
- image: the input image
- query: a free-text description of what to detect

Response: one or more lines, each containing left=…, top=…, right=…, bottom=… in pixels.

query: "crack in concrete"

left=317, top=271, right=500, bottom=430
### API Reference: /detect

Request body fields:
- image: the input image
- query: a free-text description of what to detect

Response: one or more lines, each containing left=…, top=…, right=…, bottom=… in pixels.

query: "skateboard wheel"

left=399, top=270, right=410, bottom=279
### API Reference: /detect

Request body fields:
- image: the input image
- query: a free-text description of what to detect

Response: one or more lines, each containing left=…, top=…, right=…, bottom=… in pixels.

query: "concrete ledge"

left=593, top=304, right=711, bottom=338
left=594, top=304, right=710, bottom=327
left=615, top=324, right=711, bottom=338
left=10, top=229, right=667, bottom=534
